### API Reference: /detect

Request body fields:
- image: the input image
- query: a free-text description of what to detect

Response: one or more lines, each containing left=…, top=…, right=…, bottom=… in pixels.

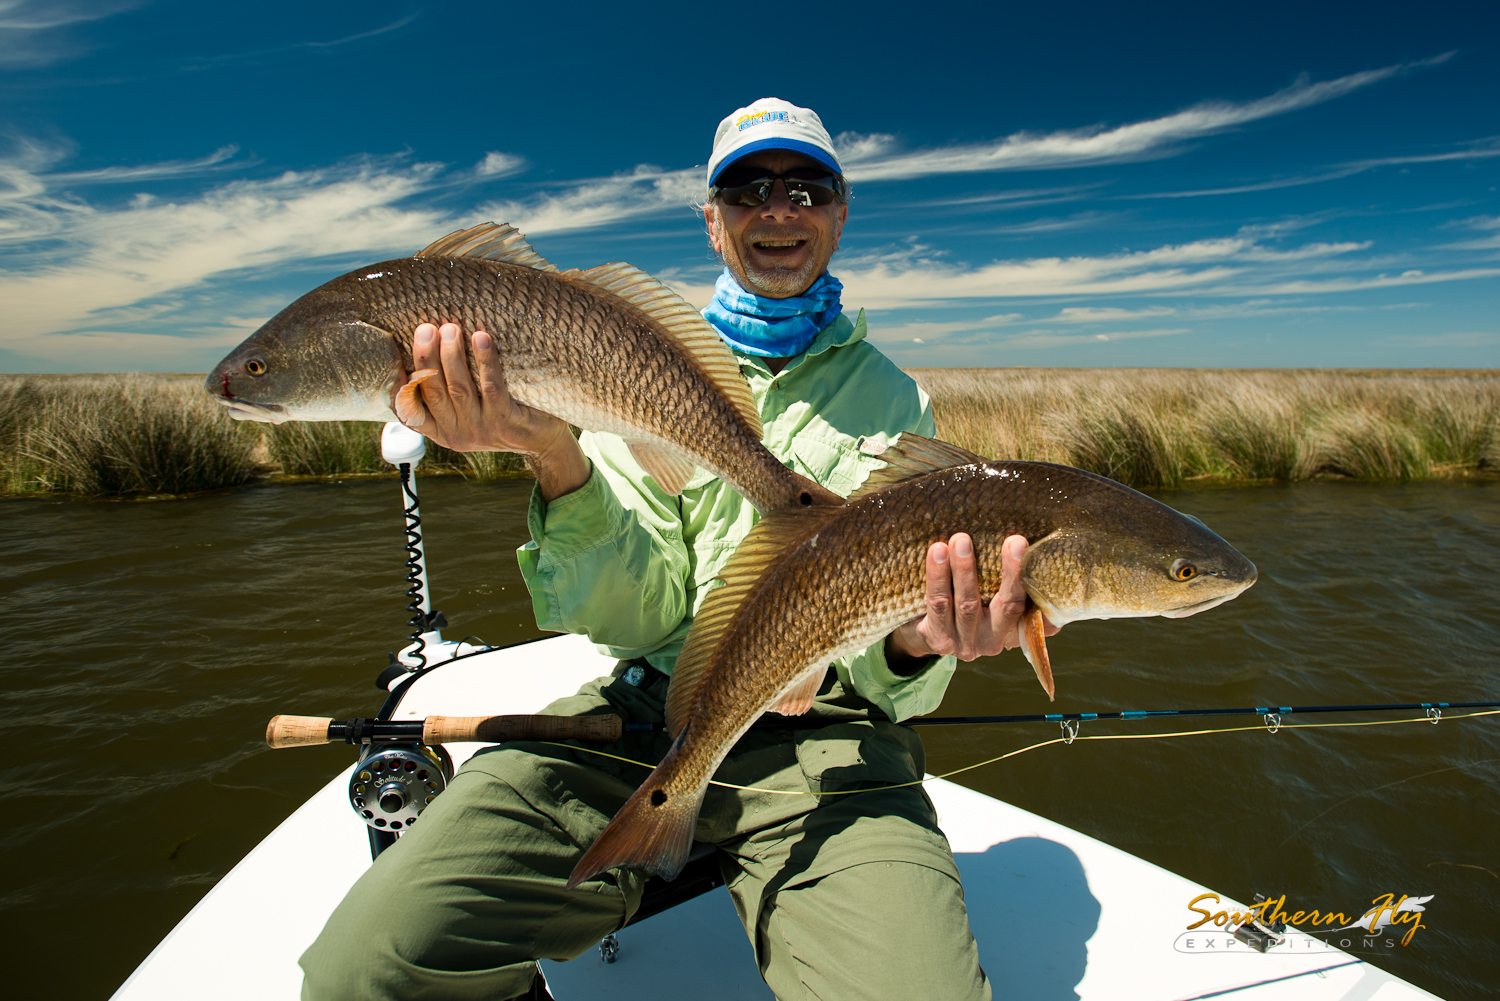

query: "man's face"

left=704, top=150, right=848, bottom=299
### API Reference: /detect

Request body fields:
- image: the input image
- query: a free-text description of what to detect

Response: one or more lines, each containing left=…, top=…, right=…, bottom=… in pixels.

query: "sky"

left=0, top=0, right=1497, bottom=373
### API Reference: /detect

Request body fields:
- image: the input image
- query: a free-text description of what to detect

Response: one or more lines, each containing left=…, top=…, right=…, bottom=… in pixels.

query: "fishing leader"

left=301, top=98, right=1057, bottom=1001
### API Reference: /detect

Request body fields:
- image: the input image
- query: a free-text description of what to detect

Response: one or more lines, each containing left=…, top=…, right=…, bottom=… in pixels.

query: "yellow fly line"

left=540, top=708, right=1500, bottom=798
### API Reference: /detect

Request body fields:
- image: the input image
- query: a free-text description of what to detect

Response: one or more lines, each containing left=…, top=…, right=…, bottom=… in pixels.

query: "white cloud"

left=1344, top=142, right=1500, bottom=169
left=481, top=164, right=703, bottom=236
left=475, top=152, right=526, bottom=178
left=176, top=13, right=421, bottom=72
left=902, top=184, right=1100, bottom=210
left=1000, top=327, right=1192, bottom=349
left=1379, top=331, right=1498, bottom=348
left=0, top=0, right=141, bottom=67
left=653, top=269, right=716, bottom=309
left=1440, top=214, right=1500, bottom=250
left=1129, top=137, right=1500, bottom=200
left=1216, top=268, right=1500, bottom=295
left=838, top=57, right=1451, bottom=182
left=977, top=212, right=1116, bottom=235
left=862, top=318, right=1020, bottom=346
left=0, top=146, right=467, bottom=367
left=834, top=236, right=1373, bottom=308
left=1126, top=166, right=1369, bottom=199
left=9, top=329, right=248, bottom=369
left=829, top=233, right=1495, bottom=311
left=1052, top=306, right=1178, bottom=323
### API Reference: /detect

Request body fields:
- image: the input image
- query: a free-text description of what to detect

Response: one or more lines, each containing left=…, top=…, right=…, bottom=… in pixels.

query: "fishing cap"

left=707, top=98, right=843, bottom=188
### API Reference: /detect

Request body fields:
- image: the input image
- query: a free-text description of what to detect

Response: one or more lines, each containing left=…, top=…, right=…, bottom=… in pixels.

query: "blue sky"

left=1, top=0, right=1496, bottom=372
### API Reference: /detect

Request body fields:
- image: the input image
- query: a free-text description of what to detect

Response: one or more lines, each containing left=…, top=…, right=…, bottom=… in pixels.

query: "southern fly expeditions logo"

left=736, top=110, right=801, bottom=131
left=1174, top=892, right=1435, bottom=955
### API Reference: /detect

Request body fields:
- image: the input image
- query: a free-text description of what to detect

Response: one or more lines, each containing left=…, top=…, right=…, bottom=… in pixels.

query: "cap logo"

left=736, top=110, right=800, bottom=131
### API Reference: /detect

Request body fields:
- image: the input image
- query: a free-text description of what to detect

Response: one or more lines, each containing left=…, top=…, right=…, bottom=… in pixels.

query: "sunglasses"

left=712, top=167, right=847, bottom=208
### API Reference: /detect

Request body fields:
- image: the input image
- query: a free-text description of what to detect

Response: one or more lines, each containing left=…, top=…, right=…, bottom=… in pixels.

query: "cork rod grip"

left=423, top=714, right=623, bottom=745
left=266, top=715, right=335, bottom=749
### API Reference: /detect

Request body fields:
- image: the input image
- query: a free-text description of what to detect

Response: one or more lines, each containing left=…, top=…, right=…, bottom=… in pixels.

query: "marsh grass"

left=5, top=376, right=260, bottom=495
left=5, top=370, right=1495, bottom=497
left=910, top=368, right=1500, bottom=489
left=1, top=376, right=531, bottom=497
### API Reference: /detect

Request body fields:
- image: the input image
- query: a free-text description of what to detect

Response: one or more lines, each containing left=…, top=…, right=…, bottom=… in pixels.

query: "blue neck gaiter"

left=702, top=268, right=844, bottom=358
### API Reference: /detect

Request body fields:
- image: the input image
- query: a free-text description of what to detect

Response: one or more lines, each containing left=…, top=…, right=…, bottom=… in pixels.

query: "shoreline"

left=3, top=369, right=1496, bottom=498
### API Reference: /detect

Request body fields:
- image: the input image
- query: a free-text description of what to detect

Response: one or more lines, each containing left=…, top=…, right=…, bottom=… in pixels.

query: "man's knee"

left=299, top=755, right=631, bottom=1000
left=758, top=860, right=989, bottom=1001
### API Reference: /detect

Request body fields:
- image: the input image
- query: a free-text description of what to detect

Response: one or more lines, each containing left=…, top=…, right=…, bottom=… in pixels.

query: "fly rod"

left=611, top=700, right=1500, bottom=733
left=894, top=700, right=1500, bottom=727
left=266, top=713, right=623, bottom=749
left=268, top=701, right=1500, bottom=750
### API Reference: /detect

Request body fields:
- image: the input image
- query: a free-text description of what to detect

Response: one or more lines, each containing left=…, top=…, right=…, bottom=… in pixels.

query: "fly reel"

left=348, top=742, right=453, bottom=832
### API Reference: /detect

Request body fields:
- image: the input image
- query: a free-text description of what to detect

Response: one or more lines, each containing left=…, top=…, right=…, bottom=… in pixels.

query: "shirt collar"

left=733, top=309, right=867, bottom=376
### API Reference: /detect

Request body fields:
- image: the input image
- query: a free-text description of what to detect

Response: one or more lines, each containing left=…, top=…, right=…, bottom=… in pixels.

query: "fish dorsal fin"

left=847, top=433, right=990, bottom=501
left=564, top=262, right=761, bottom=438
left=414, top=222, right=558, bottom=272
left=665, top=506, right=840, bottom=737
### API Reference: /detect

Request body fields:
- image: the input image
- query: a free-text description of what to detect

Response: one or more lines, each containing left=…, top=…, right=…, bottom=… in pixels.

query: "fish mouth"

left=212, top=396, right=289, bottom=424
left=1160, top=588, right=1250, bottom=619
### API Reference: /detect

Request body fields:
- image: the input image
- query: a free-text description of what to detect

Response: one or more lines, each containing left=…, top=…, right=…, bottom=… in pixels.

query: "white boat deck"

left=113, top=634, right=1443, bottom=1000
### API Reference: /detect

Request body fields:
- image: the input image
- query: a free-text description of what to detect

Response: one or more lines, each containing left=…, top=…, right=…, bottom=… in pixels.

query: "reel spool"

left=348, top=743, right=453, bottom=832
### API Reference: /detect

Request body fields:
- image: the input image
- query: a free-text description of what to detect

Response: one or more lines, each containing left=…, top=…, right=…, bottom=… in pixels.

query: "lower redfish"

left=204, top=223, right=839, bottom=514
left=568, top=435, right=1258, bottom=887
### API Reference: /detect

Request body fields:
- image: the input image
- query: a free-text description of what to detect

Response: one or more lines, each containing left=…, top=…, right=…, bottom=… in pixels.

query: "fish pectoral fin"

left=394, top=369, right=439, bottom=428
left=770, top=668, right=824, bottom=717
left=1017, top=605, right=1056, bottom=702
left=626, top=440, right=696, bottom=495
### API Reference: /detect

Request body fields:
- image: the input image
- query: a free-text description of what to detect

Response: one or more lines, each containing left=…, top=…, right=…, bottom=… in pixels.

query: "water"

left=2, top=477, right=1496, bottom=1000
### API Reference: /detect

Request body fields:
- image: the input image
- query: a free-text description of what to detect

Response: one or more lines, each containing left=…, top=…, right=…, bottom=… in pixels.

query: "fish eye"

left=1170, top=559, right=1197, bottom=581
left=245, top=358, right=267, bottom=377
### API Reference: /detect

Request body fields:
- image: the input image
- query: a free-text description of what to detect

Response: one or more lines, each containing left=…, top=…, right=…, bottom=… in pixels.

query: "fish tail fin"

left=1018, top=605, right=1056, bottom=701
left=566, top=745, right=704, bottom=888
left=394, top=369, right=439, bottom=427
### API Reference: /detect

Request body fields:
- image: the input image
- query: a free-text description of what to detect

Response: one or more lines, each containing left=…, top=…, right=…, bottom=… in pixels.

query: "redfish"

left=568, top=435, right=1257, bottom=886
left=206, top=223, right=839, bottom=513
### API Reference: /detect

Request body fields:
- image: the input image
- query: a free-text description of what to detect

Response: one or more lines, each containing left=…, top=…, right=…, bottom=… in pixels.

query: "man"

left=301, top=98, right=1048, bottom=1001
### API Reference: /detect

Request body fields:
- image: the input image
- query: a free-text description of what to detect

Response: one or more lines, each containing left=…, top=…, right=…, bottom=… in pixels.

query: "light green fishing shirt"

left=515, top=309, right=957, bottom=723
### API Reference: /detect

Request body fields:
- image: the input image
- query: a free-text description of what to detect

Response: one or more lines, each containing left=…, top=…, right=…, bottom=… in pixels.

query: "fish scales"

left=567, top=441, right=1257, bottom=888
left=207, top=224, right=841, bottom=513
left=677, top=466, right=1055, bottom=741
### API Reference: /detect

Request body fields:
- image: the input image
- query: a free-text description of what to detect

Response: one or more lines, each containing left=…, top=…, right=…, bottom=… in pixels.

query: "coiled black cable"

left=399, top=462, right=427, bottom=673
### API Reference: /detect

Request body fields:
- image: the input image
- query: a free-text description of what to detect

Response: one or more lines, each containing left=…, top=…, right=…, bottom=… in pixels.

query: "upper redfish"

left=567, top=435, right=1257, bottom=887
left=205, top=223, right=840, bottom=513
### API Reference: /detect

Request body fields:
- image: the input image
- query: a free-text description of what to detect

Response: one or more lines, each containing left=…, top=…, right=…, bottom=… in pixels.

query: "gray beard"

left=729, top=257, right=819, bottom=298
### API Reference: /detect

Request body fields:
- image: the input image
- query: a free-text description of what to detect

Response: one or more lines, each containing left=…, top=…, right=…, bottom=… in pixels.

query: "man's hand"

left=395, top=322, right=590, bottom=500
left=887, top=534, right=1059, bottom=668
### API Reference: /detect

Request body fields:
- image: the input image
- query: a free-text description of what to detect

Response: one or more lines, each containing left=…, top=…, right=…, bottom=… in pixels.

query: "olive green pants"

left=300, top=664, right=989, bottom=1001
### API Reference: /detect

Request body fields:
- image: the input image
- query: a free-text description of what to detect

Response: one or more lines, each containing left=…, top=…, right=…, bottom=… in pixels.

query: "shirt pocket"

left=787, top=431, right=887, bottom=498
